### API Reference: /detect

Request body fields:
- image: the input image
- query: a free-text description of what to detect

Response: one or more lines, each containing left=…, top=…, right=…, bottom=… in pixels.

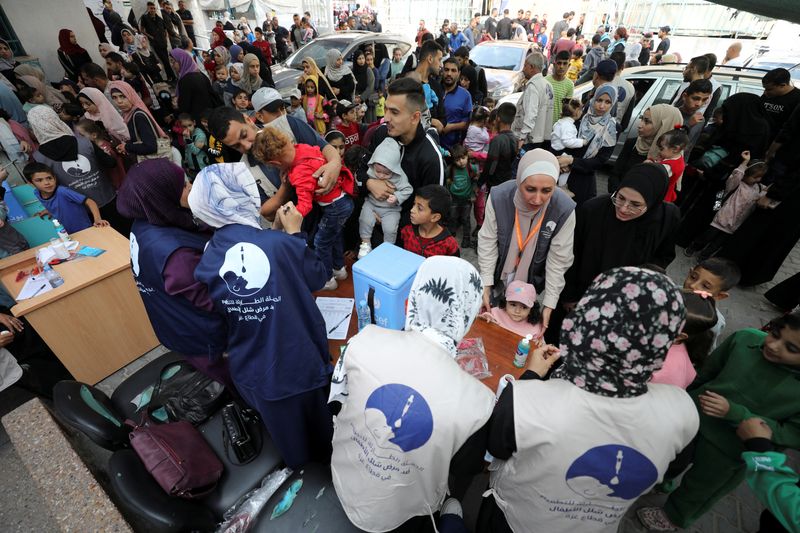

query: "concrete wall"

left=4, top=0, right=104, bottom=83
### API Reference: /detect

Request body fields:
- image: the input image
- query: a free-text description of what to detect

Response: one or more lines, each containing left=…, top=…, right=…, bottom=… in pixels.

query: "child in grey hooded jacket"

left=358, top=138, right=413, bottom=257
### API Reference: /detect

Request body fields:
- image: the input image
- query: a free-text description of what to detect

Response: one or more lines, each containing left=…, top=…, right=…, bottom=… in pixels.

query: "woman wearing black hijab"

left=460, top=64, right=483, bottom=105
left=676, top=93, right=770, bottom=246
left=352, top=49, right=375, bottom=122
left=561, top=163, right=679, bottom=306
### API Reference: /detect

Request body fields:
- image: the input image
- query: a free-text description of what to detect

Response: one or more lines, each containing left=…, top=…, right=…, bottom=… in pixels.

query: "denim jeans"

left=314, top=196, right=354, bottom=278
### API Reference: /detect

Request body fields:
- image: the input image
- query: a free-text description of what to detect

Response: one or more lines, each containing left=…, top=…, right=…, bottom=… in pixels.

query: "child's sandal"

left=636, top=507, right=678, bottom=531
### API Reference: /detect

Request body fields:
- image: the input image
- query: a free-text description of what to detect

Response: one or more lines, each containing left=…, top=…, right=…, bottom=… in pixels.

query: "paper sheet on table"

left=316, top=297, right=355, bottom=340
left=16, top=274, right=52, bottom=300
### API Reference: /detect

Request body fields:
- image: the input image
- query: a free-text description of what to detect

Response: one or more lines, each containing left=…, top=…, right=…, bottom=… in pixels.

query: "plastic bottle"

left=513, top=334, right=533, bottom=368
left=43, top=263, right=64, bottom=288
left=356, top=299, right=371, bottom=331
left=53, top=219, right=69, bottom=243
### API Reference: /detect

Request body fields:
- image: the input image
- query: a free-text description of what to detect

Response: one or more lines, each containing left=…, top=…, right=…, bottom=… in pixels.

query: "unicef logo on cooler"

left=363, top=384, right=433, bottom=453
left=565, top=444, right=658, bottom=503
left=218, top=242, right=271, bottom=297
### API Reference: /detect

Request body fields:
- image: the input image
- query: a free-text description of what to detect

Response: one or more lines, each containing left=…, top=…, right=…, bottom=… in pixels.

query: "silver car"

left=469, top=40, right=538, bottom=102
left=270, top=31, right=413, bottom=97
left=500, top=64, right=779, bottom=161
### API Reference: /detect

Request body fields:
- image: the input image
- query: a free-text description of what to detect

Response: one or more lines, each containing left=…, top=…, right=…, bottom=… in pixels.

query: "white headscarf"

left=325, top=49, right=352, bottom=82
left=188, top=163, right=262, bottom=230
left=27, top=105, right=74, bottom=145
left=404, top=257, right=484, bottom=357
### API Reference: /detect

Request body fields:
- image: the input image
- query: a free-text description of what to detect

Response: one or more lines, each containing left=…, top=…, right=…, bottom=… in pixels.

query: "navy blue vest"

left=194, top=224, right=332, bottom=401
left=131, top=220, right=226, bottom=356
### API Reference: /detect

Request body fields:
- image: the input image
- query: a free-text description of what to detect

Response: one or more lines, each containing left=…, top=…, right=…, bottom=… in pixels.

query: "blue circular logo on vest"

left=565, top=444, right=658, bottom=502
left=364, top=384, right=433, bottom=453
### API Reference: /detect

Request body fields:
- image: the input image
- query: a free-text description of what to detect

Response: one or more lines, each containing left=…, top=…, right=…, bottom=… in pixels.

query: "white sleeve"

left=478, top=194, right=500, bottom=287
left=562, top=124, right=585, bottom=149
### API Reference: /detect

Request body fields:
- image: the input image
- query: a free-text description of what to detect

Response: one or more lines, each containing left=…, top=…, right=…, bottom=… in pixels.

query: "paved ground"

left=0, top=171, right=796, bottom=532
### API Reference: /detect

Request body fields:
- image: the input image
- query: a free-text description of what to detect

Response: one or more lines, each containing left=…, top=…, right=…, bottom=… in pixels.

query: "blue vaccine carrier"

left=352, top=243, right=425, bottom=330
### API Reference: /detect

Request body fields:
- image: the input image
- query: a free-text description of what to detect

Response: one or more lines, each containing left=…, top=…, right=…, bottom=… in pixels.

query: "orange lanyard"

left=514, top=208, right=547, bottom=268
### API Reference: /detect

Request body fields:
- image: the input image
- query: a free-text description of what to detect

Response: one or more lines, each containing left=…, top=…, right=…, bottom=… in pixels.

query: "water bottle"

left=513, top=334, right=533, bottom=368
left=356, top=299, right=371, bottom=331
left=52, top=219, right=69, bottom=243
left=43, top=264, right=64, bottom=288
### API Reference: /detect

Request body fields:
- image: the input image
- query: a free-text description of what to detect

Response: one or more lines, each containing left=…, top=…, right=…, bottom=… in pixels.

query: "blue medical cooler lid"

left=351, top=243, right=425, bottom=291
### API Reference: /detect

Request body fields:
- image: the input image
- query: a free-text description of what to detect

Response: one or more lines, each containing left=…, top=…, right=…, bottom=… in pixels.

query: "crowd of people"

left=0, top=3, right=799, bottom=532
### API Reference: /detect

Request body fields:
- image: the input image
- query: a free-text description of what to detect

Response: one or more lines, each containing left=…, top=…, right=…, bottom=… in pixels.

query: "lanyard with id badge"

left=505, top=207, right=547, bottom=286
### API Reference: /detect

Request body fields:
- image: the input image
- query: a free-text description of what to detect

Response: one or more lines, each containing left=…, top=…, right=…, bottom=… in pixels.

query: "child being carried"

left=358, top=138, right=413, bottom=258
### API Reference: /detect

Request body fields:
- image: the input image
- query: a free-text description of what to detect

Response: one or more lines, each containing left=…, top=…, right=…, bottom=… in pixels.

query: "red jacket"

left=288, top=144, right=355, bottom=216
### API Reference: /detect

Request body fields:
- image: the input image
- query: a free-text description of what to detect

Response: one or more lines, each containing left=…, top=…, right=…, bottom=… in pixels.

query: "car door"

left=611, top=76, right=663, bottom=161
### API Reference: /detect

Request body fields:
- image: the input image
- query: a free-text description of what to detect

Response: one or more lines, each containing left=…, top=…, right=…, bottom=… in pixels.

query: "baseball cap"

left=595, top=59, right=618, bottom=77
left=660, top=25, right=671, bottom=33
left=336, top=99, right=358, bottom=117
left=251, top=87, right=284, bottom=112
left=287, top=87, right=302, bottom=100
left=505, top=281, right=536, bottom=308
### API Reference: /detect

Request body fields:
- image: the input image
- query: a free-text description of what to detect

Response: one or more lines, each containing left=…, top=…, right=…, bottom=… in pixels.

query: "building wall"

left=4, top=0, right=104, bottom=82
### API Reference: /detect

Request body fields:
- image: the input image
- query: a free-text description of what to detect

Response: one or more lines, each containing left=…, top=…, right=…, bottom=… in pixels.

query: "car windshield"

left=750, top=60, right=800, bottom=80
left=286, top=39, right=351, bottom=69
left=470, top=46, right=525, bottom=70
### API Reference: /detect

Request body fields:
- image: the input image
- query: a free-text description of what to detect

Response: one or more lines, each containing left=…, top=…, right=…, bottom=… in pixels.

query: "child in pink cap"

left=479, top=280, right=543, bottom=338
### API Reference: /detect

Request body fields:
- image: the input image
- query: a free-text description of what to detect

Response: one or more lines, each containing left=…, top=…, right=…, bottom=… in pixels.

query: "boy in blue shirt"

left=23, top=162, right=108, bottom=234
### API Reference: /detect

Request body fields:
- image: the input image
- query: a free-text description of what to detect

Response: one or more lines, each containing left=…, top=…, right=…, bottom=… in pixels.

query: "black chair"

left=53, top=352, right=283, bottom=532
left=251, top=463, right=366, bottom=533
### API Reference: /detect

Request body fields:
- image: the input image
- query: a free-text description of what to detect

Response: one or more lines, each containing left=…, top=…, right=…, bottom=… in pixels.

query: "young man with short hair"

left=761, top=67, right=800, bottom=141
left=677, top=79, right=713, bottom=156
left=207, top=89, right=341, bottom=221
left=546, top=51, right=574, bottom=126
left=359, top=77, right=445, bottom=227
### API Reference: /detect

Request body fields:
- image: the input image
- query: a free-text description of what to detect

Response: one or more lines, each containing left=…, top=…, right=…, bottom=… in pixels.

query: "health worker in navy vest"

left=189, top=162, right=333, bottom=469
left=116, top=159, right=231, bottom=387
left=329, top=256, right=494, bottom=532
left=477, top=149, right=576, bottom=340
left=477, top=267, right=698, bottom=533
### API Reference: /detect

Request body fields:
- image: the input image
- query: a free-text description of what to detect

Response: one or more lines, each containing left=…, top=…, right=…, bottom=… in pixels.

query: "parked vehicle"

left=469, top=40, right=538, bottom=101
left=500, top=64, right=783, bottom=162
left=270, top=31, right=413, bottom=96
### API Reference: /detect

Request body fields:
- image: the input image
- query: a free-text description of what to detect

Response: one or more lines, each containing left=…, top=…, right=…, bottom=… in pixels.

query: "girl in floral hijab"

left=554, top=266, right=686, bottom=397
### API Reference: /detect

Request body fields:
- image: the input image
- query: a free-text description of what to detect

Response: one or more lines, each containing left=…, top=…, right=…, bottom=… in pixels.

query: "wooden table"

left=0, top=227, right=159, bottom=384
left=317, top=265, right=521, bottom=391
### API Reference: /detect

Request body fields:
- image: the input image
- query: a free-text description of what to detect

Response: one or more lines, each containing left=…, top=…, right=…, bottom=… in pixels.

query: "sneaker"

left=323, top=277, right=338, bottom=291
left=332, top=266, right=348, bottom=281
left=358, top=242, right=372, bottom=259
left=440, top=498, right=463, bottom=518
left=636, top=507, right=677, bottom=531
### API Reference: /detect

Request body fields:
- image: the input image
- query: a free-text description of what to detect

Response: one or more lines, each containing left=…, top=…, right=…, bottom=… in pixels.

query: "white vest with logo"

left=489, top=379, right=699, bottom=533
left=332, top=326, right=495, bottom=532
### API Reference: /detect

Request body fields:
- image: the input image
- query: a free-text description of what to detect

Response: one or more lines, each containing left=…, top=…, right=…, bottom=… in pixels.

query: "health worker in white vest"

left=329, top=256, right=495, bottom=532
left=478, top=266, right=699, bottom=533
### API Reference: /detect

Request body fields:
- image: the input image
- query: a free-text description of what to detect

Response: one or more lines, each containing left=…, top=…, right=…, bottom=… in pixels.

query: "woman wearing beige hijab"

left=610, top=103, right=683, bottom=191
left=297, top=56, right=335, bottom=100
left=14, top=65, right=68, bottom=106
left=477, top=149, right=577, bottom=338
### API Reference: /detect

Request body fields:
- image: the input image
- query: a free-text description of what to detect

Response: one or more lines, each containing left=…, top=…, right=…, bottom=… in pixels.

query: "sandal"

left=637, top=507, right=678, bottom=531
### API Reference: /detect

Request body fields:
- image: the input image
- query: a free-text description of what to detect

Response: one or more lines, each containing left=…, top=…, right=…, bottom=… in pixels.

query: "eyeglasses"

left=610, top=192, right=647, bottom=214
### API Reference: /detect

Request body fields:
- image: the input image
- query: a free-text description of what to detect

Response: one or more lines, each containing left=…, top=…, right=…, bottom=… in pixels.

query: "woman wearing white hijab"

left=477, top=148, right=576, bottom=341
left=190, top=163, right=334, bottom=470
left=329, top=256, right=494, bottom=532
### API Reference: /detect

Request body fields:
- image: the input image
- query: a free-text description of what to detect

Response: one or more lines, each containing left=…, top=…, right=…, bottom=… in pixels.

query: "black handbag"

left=150, top=361, right=227, bottom=425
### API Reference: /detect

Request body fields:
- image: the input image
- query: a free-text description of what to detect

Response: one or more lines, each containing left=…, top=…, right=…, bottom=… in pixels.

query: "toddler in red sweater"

left=253, top=128, right=355, bottom=290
